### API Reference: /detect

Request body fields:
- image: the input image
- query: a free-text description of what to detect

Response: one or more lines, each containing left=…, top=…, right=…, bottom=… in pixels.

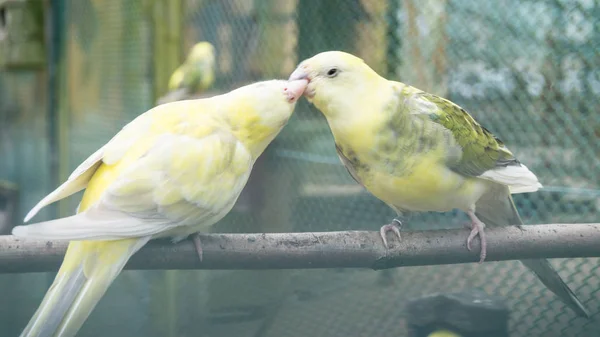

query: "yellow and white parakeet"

left=158, top=41, right=217, bottom=104
left=12, top=78, right=308, bottom=337
left=289, top=51, right=589, bottom=318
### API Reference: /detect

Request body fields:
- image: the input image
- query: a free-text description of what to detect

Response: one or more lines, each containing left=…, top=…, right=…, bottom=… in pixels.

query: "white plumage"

left=479, top=163, right=543, bottom=194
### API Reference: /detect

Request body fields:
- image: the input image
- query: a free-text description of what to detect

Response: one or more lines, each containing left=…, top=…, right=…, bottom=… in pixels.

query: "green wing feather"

left=406, top=87, right=520, bottom=177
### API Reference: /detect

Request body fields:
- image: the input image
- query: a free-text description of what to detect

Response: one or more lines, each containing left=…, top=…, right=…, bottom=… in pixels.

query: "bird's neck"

left=223, top=110, right=288, bottom=160
left=319, top=81, right=395, bottom=155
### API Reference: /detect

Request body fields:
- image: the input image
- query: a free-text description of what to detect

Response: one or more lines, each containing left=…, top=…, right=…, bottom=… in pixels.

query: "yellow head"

left=216, top=79, right=307, bottom=159
left=167, top=42, right=217, bottom=93
left=288, top=51, right=387, bottom=118
left=188, top=41, right=216, bottom=64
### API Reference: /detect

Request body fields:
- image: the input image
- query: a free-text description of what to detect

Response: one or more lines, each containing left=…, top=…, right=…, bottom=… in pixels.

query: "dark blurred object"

left=406, top=290, right=509, bottom=337
left=296, top=0, right=368, bottom=61
left=0, top=0, right=46, bottom=70
left=0, top=180, right=18, bottom=235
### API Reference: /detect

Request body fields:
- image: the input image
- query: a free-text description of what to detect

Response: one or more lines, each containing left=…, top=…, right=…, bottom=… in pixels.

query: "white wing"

left=13, top=131, right=253, bottom=240
left=23, top=113, right=153, bottom=222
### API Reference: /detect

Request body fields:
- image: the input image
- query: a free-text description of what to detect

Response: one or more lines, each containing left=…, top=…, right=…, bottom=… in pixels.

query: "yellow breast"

left=364, top=156, right=490, bottom=212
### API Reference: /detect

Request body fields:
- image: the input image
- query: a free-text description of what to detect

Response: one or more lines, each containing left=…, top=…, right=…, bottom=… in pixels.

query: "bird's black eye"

left=326, top=68, right=339, bottom=77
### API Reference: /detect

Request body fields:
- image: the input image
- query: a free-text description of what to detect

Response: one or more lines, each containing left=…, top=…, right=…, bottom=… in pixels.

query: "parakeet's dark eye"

left=326, top=68, right=339, bottom=77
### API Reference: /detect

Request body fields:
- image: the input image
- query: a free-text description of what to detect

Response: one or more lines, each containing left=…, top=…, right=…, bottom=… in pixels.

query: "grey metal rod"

left=0, top=223, right=599, bottom=274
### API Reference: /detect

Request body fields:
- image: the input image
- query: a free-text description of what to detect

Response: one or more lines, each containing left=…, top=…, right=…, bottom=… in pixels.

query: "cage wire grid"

left=3, top=0, right=600, bottom=336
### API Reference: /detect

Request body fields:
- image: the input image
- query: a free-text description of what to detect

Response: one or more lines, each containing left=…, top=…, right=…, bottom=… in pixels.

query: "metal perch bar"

left=0, top=223, right=599, bottom=274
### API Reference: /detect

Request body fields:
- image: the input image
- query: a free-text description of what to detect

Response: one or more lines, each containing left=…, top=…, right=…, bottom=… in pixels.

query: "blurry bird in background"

left=11, top=79, right=308, bottom=337
left=157, top=41, right=216, bottom=105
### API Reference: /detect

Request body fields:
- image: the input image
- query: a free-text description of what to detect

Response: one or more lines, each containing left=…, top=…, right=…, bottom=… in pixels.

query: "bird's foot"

left=379, top=218, right=402, bottom=249
left=192, top=233, right=204, bottom=262
left=466, top=211, right=487, bottom=264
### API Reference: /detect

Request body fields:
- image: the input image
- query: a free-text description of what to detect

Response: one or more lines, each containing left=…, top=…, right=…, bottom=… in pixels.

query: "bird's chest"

left=337, top=144, right=487, bottom=213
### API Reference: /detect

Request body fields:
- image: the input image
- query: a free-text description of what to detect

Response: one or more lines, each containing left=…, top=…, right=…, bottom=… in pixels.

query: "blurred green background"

left=0, top=0, right=599, bottom=336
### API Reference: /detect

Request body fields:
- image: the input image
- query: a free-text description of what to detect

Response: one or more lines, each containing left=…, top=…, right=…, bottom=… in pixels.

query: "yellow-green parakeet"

left=158, top=41, right=216, bottom=104
left=12, top=79, right=308, bottom=337
left=427, top=329, right=462, bottom=337
left=289, top=51, right=589, bottom=318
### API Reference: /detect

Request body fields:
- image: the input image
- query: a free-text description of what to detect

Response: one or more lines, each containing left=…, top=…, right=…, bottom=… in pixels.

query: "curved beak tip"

left=289, top=67, right=309, bottom=82
left=284, top=79, right=309, bottom=103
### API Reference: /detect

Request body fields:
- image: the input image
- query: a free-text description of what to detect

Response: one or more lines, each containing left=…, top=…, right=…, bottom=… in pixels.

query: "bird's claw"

left=379, top=219, right=402, bottom=249
left=466, top=215, right=487, bottom=264
left=192, top=234, right=203, bottom=262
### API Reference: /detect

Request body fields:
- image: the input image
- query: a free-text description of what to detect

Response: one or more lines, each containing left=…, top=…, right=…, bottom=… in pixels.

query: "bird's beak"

left=284, top=79, right=308, bottom=103
left=289, top=66, right=314, bottom=98
left=289, top=66, right=310, bottom=82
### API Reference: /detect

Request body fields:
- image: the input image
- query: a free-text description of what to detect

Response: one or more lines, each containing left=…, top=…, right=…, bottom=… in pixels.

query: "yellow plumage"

left=307, top=73, right=488, bottom=214
left=13, top=79, right=308, bottom=337
left=366, top=156, right=490, bottom=213
left=427, top=329, right=462, bottom=337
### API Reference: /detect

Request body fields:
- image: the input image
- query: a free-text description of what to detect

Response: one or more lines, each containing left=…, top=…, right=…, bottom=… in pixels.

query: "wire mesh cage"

left=0, top=0, right=599, bottom=336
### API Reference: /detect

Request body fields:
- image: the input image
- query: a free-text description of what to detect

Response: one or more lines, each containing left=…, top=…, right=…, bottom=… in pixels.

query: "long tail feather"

left=13, top=209, right=168, bottom=240
left=475, top=186, right=590, bottom=318
left=520, top=259, right=590, bottom=318
left=20, top=237, right=150, bottom=337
